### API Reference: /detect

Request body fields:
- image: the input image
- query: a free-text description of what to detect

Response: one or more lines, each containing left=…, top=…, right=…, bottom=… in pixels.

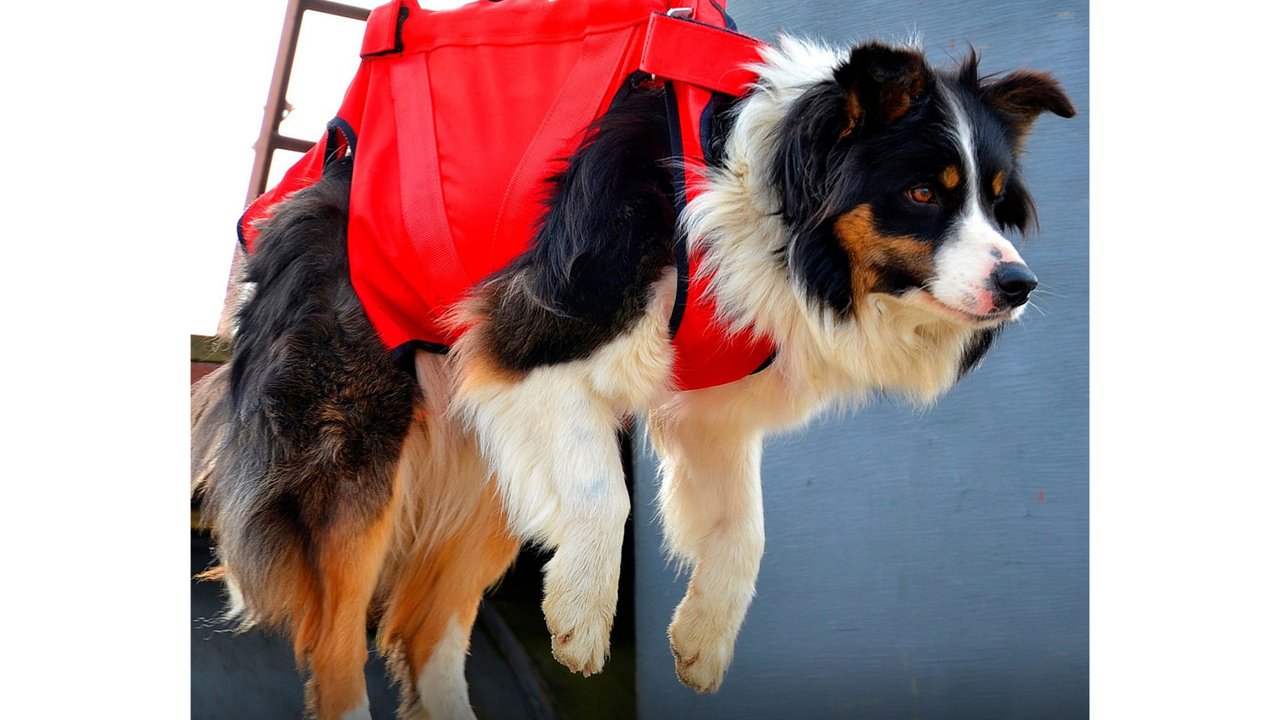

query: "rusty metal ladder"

left=214, top=0, right=372, bottom=338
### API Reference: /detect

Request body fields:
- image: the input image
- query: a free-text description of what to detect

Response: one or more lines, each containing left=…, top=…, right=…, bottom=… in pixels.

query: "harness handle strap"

left=361, top=0, right=417, bottom=58
left=639, top=11, right=765, bottom=96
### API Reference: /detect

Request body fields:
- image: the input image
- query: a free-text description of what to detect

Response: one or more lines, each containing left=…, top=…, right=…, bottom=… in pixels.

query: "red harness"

left=239, top=0, right=775, bottom=391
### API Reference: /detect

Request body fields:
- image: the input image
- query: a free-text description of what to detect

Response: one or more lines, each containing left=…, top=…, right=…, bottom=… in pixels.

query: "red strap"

left=639, top=12, right=765, bottom=96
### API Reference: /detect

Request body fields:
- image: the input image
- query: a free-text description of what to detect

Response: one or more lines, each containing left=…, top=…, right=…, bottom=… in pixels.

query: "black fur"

left=700, top=92, right=743, bottom=169
left=977, top=63, right=1076, bottom=133
left=475, top=80, right=676, bottom=371
left=202, top=156, right=415, bottom=619
left=958, top=327, right=1000, bottom=378
left=770, top=77, right=861, bottom=313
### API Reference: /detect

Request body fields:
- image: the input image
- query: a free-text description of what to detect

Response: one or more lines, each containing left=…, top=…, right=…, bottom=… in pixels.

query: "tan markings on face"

left=834, top=204, right=936, bottom=314
left=992, top=170, right=1006, bottom=198
left=940, top=165, right=961, bottom=190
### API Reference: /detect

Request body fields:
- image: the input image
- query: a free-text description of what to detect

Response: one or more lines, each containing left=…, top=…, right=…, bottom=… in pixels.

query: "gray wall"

left=633, top=2, right=1088, bottom=718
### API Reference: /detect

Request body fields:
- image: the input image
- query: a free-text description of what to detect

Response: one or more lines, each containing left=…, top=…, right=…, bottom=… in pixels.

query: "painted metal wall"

left=632, top=2, right=1088, bottom=718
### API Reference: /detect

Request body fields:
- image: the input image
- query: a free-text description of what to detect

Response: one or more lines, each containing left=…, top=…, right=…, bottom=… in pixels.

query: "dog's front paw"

left=543, top=598, right=613, bottom=676
left=542, top=561, right=616, bottom=677
left=668, top=603, right=736, bottom=693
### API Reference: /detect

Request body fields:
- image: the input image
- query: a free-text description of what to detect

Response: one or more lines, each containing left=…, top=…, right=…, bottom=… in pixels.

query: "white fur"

left=339, top=698, right=372, bottom=720
left=929, top=211, right=1027, bottom=318
left=221, top=572, right=248, bottom=626
left=412, top=617, right=475, bottom=720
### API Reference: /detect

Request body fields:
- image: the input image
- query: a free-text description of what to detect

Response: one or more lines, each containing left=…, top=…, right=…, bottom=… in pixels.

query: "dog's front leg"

left=649, top=405, right=762, bottom=692
left=648, top=369, right=810, bottom=693
left=455, top=358, right=632, bottom=677
left=453, top=230, right=676, bottom=675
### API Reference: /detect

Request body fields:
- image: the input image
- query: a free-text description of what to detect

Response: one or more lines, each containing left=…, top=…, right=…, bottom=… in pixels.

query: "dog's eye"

left=907, top=185, right=936, bottom=204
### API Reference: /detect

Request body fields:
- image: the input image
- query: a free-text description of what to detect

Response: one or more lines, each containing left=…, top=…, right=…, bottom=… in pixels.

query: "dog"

left=191, top=26, right=1073, bottom=720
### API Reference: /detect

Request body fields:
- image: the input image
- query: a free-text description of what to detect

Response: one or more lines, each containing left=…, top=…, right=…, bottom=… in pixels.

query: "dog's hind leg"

left=301, top=503, right=399, bottom=720
left=193, top=361, right=388, bottom=718
left=379, top=353, right=521, bottom=719
left=381, top=491, right=518, bottom=720
left=647, top=367, right=810, bottom=693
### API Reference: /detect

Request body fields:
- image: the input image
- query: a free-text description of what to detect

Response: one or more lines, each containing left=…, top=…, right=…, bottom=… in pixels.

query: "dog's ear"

left=981, top=69, right=1076, bottom=136
left=834, top=41, right=929, bottom=134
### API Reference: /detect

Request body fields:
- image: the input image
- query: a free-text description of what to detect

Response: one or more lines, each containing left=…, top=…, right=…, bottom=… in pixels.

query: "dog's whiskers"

left=1028, top=280, right=1065, bottom=300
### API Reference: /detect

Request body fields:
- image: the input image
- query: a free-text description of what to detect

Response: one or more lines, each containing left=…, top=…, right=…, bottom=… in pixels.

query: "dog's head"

left=771, top=41, right=1075, bottom=328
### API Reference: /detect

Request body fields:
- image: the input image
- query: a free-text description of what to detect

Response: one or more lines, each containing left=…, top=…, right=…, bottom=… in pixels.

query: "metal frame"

left=216, top=0, right=371, bottom=337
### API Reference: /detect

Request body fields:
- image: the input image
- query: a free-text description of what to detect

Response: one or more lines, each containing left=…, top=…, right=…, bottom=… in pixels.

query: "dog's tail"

left=191, top=157, right=416, bottom=663
left=189, top=360, right=260, bottom=621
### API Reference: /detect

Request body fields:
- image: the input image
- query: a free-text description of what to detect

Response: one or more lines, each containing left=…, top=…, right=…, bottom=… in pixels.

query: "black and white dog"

left=193, top=35, right=1073, bottom=720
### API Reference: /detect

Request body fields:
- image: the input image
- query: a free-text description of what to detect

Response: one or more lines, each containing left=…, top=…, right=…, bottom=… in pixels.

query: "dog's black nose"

left=991, top=262, right=1038, bottom=308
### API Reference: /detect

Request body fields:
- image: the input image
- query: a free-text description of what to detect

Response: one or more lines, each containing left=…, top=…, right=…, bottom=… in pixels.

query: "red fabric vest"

left=239, top=0, right=775, bottom=391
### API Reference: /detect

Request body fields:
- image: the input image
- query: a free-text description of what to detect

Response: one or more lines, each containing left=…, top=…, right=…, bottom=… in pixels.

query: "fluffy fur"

left=192, top=36, right=1072, bottom=718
